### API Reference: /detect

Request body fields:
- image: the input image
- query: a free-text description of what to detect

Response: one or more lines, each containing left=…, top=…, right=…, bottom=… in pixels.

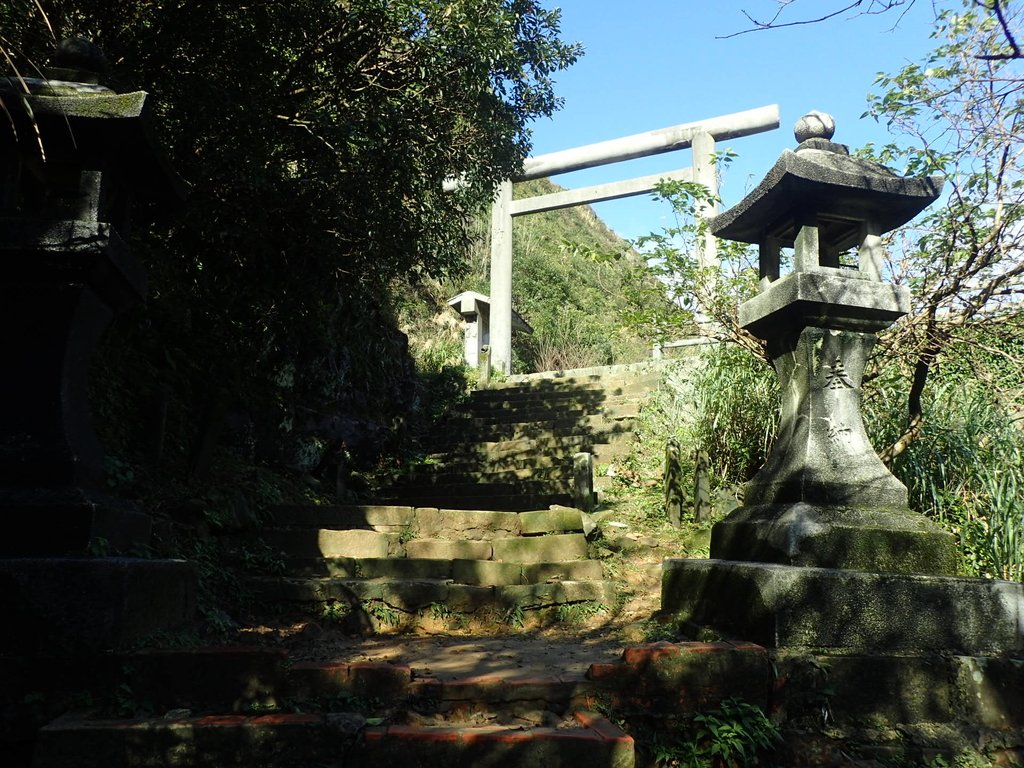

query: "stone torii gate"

left=486, top=104, right=781, bottom=374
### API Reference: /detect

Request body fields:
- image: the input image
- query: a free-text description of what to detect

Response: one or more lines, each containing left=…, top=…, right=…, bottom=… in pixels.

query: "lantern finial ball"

left=794, top=111, right=835, bottom=143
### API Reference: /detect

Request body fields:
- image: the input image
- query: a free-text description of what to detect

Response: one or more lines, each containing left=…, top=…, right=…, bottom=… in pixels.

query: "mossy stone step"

left=399, top=532, right=588, bottom=562
left=375, top=492, right=574, bottom=512
left=399, top=459, right=572, bottom=480
left=386, top=479, right=572, bottom=499
left=280, top=556, right=604, bottom=585
left=440, top=402, right=642, bottom=425
left=267, top=504, right=416, bottom=530
left=250, top=576, right=619, bottom=613
left=264, top=506, right=521, bottom=539
left=424, top=441, right=629, bottom=469
left=440, top=405, right=589, bottom=426
left=255, top=528, right=398, bottom=559
left=425, top=432, right=633, bottom=456
left=394, top=464, right=575, bottom=486
left=427, top=415, right=637, bottom=443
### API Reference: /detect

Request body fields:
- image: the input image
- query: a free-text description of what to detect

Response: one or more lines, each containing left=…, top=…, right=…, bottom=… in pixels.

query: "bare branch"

left=720, top=0, right=913, bottom=39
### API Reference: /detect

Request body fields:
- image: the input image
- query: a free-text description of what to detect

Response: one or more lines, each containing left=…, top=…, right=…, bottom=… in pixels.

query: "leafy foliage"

left=621, top=344, right=778, bottom=528
left=866, top=351, right=1024, bottom=579
left=618, top=164, right=770, bottom=365
left=653, top=697, right=781, bottom=768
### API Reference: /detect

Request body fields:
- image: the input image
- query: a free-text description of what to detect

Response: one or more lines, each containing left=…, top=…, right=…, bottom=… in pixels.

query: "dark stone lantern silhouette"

left=0, top=38, right=183, bottom=555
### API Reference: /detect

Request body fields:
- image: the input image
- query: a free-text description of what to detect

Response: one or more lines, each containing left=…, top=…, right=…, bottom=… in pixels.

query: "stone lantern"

left=705, top=111, right=958, bottom=576
left=0, top=39, right=182, bottom=556
left=0, top=40, right=193, bottom=651
left=661, top=113, right=1024, bottom=655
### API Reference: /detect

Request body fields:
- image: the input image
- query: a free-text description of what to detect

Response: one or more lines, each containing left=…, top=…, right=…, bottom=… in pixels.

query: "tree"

left=859, top=2, right=1024, bottom=460
left=0, top=1, right=580, bottom=477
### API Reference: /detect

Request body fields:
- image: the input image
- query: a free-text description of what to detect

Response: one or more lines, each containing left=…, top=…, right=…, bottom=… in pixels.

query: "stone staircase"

left=242, top=503, right=617, bottom=630
left=376, top=363, right=667, bottom=511
left=232, top=363, right=670, bottom=630
left=11, top=363, right=677, bottom=767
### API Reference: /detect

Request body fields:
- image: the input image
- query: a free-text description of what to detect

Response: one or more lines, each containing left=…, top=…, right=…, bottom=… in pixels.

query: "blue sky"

left=526, top=1, right=940, bottom=241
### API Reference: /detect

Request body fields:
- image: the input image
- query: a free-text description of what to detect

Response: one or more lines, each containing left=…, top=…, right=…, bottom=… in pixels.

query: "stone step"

left=465, top=383, right=655, bottom=406
left=261, top=506, right=584, bottom=538
left=384, top=479, right=573, bottom=500
left=401, top=532, right=589, bottom=562
left=289, top=661, right=596, bottom=712
left=471, top=381, right=655, bottom=400
left=247, top=528, right=588, bottom=564
left=357, top=712, right=633, bottom=768
left=425, top=432, right=634, bottom=458
left=393, top=464, right=575, bottom=487
left=439, top=400, right=641, bottom=425
left=420, top=442, right=630, bottom=472
left=404, top=452, right=570, bottom=476
left=428, top=434, right=632, bottom=455
left=439, top=405, right=589, bottom=426
left=33, top=711, right=634, bottom=768
left=427, top=415, right=637, bottom=442
left=480, top=373, right=661, bottom=393
left=248, top=577, right=619, bottom=616
left=282, top=640, right=766, bottom=721
left=265, top=505, right=521, bottom=538
left=486, top=363, right=666, bottom=389
left=280, top=557, right=605, bottom=585
left=33, top=713, right=360, bottom=768
left=254, top=527, right=400, bottom=559
left=374, top=491, right=574, bottom=512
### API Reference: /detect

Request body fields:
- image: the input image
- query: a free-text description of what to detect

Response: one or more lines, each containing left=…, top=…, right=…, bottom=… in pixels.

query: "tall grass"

left=635, top=341, right=1024, bottom=580
left=866, top=373, right=1024, bottom=579
left=634, top=343, right=778, bottom=512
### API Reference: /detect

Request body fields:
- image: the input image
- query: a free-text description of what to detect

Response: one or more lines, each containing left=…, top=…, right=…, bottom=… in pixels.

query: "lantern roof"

left=710, top=111, right=942, bottom=249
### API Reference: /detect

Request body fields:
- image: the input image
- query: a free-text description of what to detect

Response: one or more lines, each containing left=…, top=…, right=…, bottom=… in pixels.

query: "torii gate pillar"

left=489, top=179, right=514, bottom=377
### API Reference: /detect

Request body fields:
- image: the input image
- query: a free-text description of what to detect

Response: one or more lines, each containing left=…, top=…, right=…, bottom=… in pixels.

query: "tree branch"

left=974, top=0, right=1023, bottom=60
left=720, top=0, right=912, bottom=39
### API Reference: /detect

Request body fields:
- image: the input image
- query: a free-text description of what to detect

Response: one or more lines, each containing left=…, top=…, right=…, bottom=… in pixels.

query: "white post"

left=489, top=179, right=514, bottom=375
left=692, top=130, right=719, bottom=270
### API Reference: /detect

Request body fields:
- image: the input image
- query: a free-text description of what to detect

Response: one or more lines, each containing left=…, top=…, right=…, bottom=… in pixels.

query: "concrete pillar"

left=858, top=220, right=885, bottom=281
left=489, top=179, right=513, bottom=374
left=478, top=345, right=492, bottom=389
left=573, top=452, right=595, bottom=512
left=664, top=438, right=683, bottom=528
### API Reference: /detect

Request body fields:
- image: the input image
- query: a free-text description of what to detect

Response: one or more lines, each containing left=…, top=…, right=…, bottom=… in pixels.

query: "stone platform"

left=709, top=502, right=960, bottom=575
left=662, top=558, right=1024, bottom=653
